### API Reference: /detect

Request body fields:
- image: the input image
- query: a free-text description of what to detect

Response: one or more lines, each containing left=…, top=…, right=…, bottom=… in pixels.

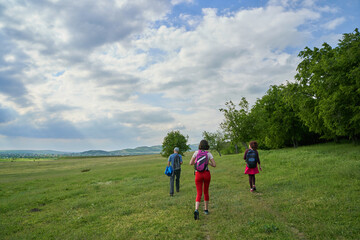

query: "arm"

left=257, top=151, right=262, bottom=171
left=209, top=158, right=216, bottom=167
left=167, top=155, right=171, bottom=166
left=189, top=151, right=197, bottom=165
left=189, top=156, right=196, bottom=165
left=180, top=155, right=183, bottom=165
left=243, top=149, right=248, bottom=161
left=208, top=152, right=216, bottom=167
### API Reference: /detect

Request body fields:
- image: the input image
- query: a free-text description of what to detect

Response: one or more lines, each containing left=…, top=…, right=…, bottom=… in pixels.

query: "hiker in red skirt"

left=243, top=141, right=262, bottom=192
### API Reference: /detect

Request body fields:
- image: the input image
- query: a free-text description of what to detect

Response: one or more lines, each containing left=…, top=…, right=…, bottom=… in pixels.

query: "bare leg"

left=248, top=175, right=253, bottom=188
left=194, top=201, right=200, bottom=220
left=195, top=201, right=200, bottom=210
left=204, top=201, right=208, bottom=211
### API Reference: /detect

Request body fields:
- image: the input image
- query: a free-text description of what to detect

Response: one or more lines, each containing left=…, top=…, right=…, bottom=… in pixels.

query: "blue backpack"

left=165, top=166, right=173, bottom=176
left=246, top=149, right=257, bottom=168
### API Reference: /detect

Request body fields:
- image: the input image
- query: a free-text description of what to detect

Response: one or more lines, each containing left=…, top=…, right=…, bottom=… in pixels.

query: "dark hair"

left=249, top=141, right=258, bottom=150
left=199, top=140, right=210, bottom=150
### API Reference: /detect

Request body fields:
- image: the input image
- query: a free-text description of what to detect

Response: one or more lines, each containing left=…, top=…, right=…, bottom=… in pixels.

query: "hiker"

left=190, top=140, right=216, bottom=220
left=244, top=141, right=262, bottom=192
left=168, top=147, right=183, bottom=196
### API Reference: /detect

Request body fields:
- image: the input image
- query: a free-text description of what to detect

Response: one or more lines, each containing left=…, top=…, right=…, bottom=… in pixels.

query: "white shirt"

left=192, top=150, right=214, bottom=160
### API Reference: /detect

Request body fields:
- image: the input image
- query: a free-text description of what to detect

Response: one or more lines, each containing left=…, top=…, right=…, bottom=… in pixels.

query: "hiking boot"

left=204, top=210, right=209, bottom=215
left=253, top=186, right=256, bottom=191
left=250, top=188, right=254, bottom=192
left=194, top=210, right=199, bottom=220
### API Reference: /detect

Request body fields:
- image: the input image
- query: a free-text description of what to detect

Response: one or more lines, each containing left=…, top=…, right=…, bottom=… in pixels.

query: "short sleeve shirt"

left=168, top=153, right=183, bottom=167
left=192, top=151, right=214, bottom=160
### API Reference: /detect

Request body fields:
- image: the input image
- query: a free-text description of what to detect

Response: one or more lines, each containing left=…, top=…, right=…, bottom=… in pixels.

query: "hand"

left=259, top=166, right=262, bottom=171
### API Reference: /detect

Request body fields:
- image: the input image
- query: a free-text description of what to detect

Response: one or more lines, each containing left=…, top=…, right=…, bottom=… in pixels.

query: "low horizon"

left=0, top=143, right=200, bottom=153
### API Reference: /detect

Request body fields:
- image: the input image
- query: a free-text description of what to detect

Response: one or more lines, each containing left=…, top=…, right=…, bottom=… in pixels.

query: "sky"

left=0, top=0, right=359, bottom=152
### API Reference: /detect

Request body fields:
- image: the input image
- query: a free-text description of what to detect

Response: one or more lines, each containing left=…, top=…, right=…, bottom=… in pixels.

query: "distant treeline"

left=219, top=29, right=359, bottom=150
left=0, top=145, right=199, bottom=158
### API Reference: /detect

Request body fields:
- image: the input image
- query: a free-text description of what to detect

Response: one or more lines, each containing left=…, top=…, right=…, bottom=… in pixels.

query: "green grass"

left=1, top=143, right=359, bottom=239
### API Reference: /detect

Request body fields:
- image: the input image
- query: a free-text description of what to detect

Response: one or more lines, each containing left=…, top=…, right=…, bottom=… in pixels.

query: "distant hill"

left=0, top=144, right=198, bottom=158
left=77, top=150, right=111, bottom=156
left=75, top=146, right=163, bottom=157
left=110, top=145, right=163, bottom=156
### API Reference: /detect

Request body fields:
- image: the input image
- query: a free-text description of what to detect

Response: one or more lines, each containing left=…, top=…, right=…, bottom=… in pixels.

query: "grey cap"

left=174, top=147, right=179, bottom=152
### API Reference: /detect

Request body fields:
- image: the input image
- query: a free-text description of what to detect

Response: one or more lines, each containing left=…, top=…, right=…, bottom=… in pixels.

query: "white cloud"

left=317, top=5, right=338, bottom=13
left=136, top=5, right=315, bottom=102
left=322, top=17, right=345, bottom=30
left=171, top=0, right=194, bottom=5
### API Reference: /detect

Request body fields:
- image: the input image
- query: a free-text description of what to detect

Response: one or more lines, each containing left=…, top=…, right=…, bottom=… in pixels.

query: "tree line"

left=215, top=28, right=359, bottom=152
left=162, top=29, right=359, bottom=156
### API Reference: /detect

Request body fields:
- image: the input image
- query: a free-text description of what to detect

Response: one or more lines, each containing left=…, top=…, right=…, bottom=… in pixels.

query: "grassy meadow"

left=1, top=143, right=359, bottom=239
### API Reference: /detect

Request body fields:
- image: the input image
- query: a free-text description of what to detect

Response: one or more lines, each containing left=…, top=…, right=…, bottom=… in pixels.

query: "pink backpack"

left=195, top=150, right=209, bottom=172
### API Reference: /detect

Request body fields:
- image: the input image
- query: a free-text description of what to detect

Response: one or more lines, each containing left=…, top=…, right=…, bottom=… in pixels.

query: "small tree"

left=202, top=130, right=225, bottom=156
left=161, top=130, right=191, bottom=158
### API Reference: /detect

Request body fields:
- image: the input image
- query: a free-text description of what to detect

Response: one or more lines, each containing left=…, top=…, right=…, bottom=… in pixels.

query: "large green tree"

left=161, top=130, right=191, bottom=157
left=293, top=28, right=360, bottom=141
left=251, top=85, right=315, bottom=148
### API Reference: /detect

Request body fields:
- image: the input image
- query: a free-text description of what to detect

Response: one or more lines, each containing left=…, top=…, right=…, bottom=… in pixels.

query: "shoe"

left=253, top=186, right=256, bottom=191
left=170, top=194, right=173, bottom=197
left=250, top=188, right=254, bottom=192
left=204, top=210, right=209, bottom=215
left=194, top=210, right=199, bottom=220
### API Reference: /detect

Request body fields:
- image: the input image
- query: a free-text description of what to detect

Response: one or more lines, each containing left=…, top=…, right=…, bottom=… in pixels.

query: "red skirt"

left=244, top=165, right=259, bottom=175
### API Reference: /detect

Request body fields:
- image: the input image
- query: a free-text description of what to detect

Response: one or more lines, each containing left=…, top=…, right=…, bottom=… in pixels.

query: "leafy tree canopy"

left=293, top=28, right=360, bottom=141
left=251, top=85, right=315, bottom=148
left=161, top=130, right=191, bottom=157
left=219, top=97, right=254, bottom=152
left=202, top=130, right=225, bottom=156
